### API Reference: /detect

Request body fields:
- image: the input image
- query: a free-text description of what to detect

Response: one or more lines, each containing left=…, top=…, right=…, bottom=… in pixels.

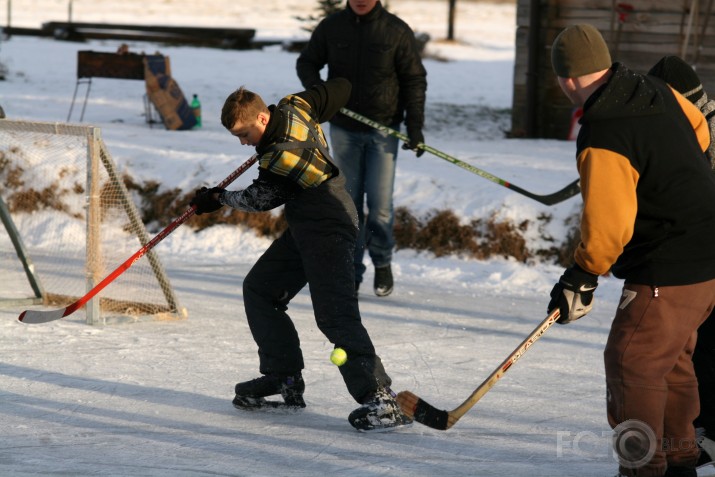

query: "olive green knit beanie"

left=551, top=24, right=612, bottom=78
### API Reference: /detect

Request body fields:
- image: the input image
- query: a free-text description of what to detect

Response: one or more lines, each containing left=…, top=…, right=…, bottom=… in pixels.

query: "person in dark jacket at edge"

left=190, top=77, right=412, bottom=432
left=546, top=24, right=715, bottom=477
left=648, top=54, right=715, bottom=471
left=296, top=0, right=427, bottom=298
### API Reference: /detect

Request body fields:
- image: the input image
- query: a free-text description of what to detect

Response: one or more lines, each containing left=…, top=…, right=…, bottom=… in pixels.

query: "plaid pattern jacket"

left=258, top=94, right=333, bottom=189
left=220, top=79, right=351, bottom=212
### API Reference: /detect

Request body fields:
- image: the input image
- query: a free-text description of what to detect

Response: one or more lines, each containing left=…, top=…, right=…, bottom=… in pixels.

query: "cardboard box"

left=144, top=55, right=197, bottom=130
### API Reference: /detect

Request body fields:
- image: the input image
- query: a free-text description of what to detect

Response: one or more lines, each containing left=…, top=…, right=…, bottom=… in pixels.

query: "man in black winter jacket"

left=190, top=78, right=412, bottom=432
left=296, top=0, right=427, bottom=298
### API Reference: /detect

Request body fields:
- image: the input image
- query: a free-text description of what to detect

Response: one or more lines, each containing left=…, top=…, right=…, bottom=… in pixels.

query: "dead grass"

left=394, top=207, right=531, bottom=261
left=123, top=182, right=582, bottom=264
left=0, top=159, right=578, bottom=264
left=1, top=153, right=84, bottom=218
left=124, top=176, right=288, bottom=236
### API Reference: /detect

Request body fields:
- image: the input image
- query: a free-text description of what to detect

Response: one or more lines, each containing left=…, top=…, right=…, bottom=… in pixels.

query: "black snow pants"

left=242, top=174, right=391, bottom=403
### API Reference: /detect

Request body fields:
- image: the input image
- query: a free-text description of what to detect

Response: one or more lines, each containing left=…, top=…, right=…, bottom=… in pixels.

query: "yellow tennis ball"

left=330, top=347, right=348, bottom=366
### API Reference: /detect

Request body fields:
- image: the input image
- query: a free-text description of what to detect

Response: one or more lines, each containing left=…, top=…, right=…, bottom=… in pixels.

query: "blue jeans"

left=329, top=123, right=399, bottom=284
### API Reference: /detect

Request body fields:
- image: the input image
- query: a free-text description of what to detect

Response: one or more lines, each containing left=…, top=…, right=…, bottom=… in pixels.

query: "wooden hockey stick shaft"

left=18, top=154, right=258, bottom=324
left=339, top=108, right=581, bottom=206
left=396, top=308, right=561, bottom=430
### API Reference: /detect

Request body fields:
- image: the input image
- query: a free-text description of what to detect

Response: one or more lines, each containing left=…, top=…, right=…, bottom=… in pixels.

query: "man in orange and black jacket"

left=547, top=24, right=715, bottom=477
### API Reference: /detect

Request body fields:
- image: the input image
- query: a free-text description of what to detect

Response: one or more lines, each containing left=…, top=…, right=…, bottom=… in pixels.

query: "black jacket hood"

left=583, top=63, right=665, bottom=123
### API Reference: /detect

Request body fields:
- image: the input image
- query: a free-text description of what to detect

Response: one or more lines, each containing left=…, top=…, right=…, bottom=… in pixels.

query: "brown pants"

left=605, top=280, right=715, bottom=476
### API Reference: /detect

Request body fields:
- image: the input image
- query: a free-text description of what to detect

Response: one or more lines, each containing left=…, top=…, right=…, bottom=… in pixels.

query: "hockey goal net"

left=0, top=119, right=186, bottom=324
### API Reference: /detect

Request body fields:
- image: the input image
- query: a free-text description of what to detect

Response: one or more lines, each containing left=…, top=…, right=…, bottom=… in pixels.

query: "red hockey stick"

left=396, top=308, right=560, bottom=430
left=18, top=154, right=258, bottom=324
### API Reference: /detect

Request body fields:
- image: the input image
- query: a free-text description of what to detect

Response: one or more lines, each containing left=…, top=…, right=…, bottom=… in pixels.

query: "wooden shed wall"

left=511, top=0, right=715, bottom=139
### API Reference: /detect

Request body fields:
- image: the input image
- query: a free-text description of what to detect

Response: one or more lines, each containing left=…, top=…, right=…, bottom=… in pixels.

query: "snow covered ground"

left=0, top=1, right=681, bottom=476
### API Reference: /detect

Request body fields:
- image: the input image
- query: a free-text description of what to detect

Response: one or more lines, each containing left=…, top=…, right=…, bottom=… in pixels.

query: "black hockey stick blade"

left=506, top=178, right=581, bottom=206
left=397, top=391, right=451, bottom=430
left=396, top=308, right=561, bottom=430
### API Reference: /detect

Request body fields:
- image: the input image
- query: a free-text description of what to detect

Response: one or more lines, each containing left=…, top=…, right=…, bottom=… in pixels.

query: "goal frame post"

left=0, top=193, right=45, bottom=305
left=0, top=119, right=186, bottom=325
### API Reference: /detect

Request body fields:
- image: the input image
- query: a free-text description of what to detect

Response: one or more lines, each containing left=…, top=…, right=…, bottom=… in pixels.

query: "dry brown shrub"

left=394, top=208, right=532, bottom=262
left=0, top=150, right=25, bottom=189
left=393, top=206, right=421, bottom=249
left=8, top=187, right=80, bottom=218
left=415, top=209, right=481, bottom=257
left=0, top=159, right=579, bottom=263
left=188, top=207, right=287, bottom=236
left=476, top=215, right=530, bottom=262
left=123, top=176, right=184, bottom=227
left=555, top=213, right=581, bottom=267
left=123, top=176, right=288, bottom=237
left=1, top=151, right=80, bottom=217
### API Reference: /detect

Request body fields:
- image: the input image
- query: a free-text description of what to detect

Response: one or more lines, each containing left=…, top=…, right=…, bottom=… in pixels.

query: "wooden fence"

left=512, top=0, right=715, bottom=139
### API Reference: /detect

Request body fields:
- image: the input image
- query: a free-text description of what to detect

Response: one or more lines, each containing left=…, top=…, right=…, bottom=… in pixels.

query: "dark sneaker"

left=348, top=387, right=412, bottom=432
left=374, top=265, right=393, bottom=297
left=233, top=373, right=306, bottom=410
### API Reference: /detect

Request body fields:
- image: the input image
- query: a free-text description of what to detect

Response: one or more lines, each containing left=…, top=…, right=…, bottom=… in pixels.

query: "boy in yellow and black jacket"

left=190, top=78, right=411, bottom=432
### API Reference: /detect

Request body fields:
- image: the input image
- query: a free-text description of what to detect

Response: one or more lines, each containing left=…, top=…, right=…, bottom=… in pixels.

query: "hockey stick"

left=18, top=154, right=259, bottom=324
left=396, top=308, right=560, bottom=430
left=339, top=108, right=580, bottom=206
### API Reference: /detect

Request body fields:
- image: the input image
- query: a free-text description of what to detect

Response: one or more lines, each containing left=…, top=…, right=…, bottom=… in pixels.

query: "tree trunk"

left=447, top=0, right=456, bottom=40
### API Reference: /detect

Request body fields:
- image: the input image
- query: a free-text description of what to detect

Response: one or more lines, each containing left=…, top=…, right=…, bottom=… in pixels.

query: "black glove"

left=402, top=127, right=425, bottom=157
left=547, top=265, right=598, bottom=324
left=190, top=186, right=225, bottom=215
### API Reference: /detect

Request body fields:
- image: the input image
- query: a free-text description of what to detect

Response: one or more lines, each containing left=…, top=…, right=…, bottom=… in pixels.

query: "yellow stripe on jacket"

left=259, top=95, right=332, bottom=189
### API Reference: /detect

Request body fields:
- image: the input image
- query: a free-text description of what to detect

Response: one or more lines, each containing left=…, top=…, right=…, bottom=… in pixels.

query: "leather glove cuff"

left=560, top=264, right=598, bottom=290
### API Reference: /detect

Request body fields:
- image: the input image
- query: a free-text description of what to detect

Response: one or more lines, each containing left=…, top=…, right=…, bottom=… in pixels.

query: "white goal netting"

left=0, top=119, right=186, bottom=324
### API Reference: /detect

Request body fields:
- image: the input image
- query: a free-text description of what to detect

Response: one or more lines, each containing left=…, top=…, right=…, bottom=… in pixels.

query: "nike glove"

left=547, top=264, right=598, bottom=324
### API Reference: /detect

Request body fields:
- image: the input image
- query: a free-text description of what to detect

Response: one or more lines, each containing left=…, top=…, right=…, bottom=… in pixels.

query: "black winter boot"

left=374, top=265, right=393, bottom=297
left=348, top=387, right=412, bottom=432
left=233, top=373, right=306, bottom=410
